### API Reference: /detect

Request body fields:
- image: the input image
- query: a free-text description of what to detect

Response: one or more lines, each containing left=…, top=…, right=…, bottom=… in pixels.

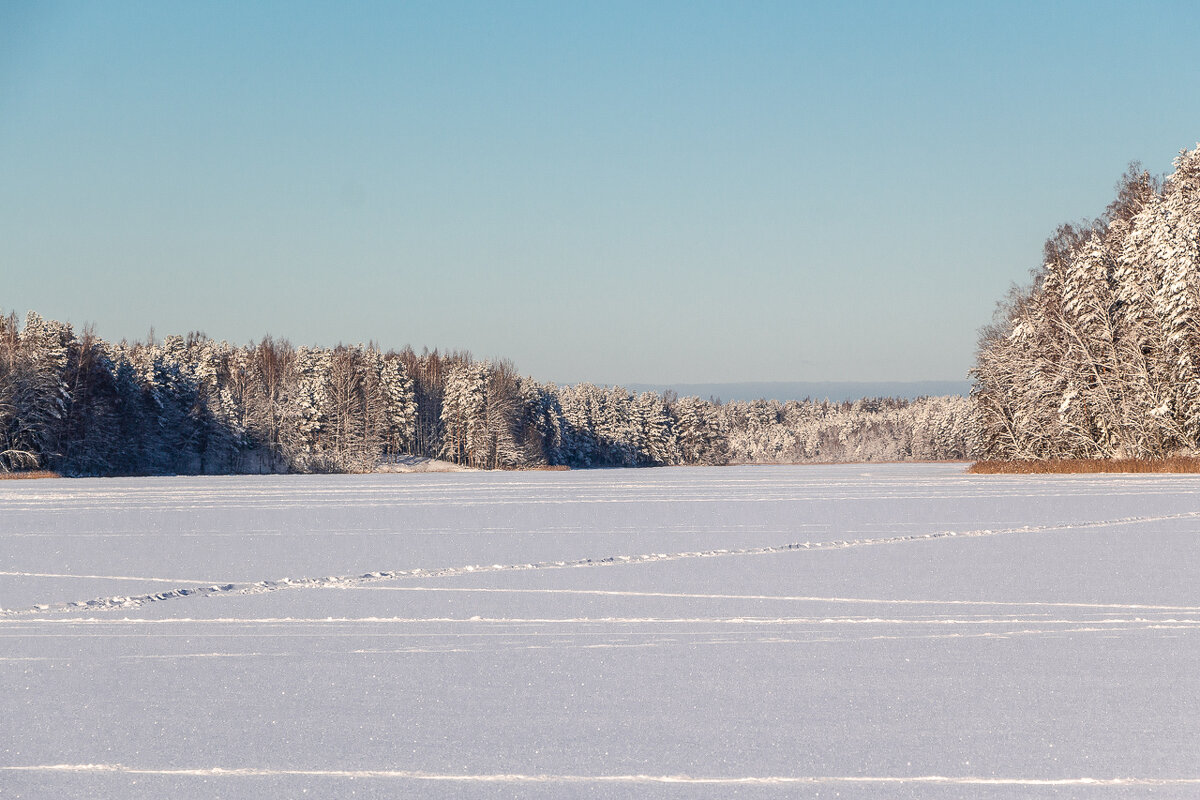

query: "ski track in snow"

left=3, top=763, right=1199, bottom=787
left=1, top=622, right=1194, bottom=660
left=4, top=509, right=1198, bottom=617
left=4, top=622, right=1198, bottom=659
left=0, top=570, right=222, bottom=584
left=340, top=585, right=1200, bottom=612
left=5, top=614, right=1200, bottom=626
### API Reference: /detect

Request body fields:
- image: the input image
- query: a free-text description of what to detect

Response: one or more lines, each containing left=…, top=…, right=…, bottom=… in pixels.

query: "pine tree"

left=635, top=391, right=678, bottom=465
left=974, top=144, right=1200, bottom=459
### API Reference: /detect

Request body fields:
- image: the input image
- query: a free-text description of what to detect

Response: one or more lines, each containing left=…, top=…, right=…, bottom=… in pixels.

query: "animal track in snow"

left=5, top=509, right=1196, bottom=617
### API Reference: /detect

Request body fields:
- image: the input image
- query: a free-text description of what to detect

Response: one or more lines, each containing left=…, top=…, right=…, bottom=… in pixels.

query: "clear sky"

left=2, top=1, right=1198, bottom=385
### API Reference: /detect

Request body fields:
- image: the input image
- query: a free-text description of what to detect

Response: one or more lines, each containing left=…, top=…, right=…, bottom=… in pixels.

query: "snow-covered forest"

left=0, top=311, right=973, bottom=475
left=974, top=144, right=1200, bottom=459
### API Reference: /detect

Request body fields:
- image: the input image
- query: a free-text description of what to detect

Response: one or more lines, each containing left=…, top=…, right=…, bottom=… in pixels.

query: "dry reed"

left=0, top=470, right=61, bottom=480
left=969, top=457, right=1200, bottom=474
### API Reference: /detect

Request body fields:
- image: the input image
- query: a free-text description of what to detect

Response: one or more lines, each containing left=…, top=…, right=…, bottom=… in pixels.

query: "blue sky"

left=2, top=1, right=1198, bottom=384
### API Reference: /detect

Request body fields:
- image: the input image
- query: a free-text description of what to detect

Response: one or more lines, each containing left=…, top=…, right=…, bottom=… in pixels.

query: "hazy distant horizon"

left=5, top=304, right=968, bottom=399
left=624, top=381, right=972, bottom=403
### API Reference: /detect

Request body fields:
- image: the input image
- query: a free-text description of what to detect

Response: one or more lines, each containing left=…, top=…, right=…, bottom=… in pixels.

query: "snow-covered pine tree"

left=0, top=312, right=43, bottom=471
left=1141, top=150, right=1200, bottom=448
left=635, top=391, right=678, bottom=466
left=12, top=312, right=73, bottom=468
left=377, top=351, right=417, bottom=459
left=514, top=379, right=562, bottom=465
left=672, top=395, right=723, bottom=465
left=292, top=346, right=333, bottom=470
left=440, top=359, right=490, bottom=467
left=54, top=327, right=124, bottom=475
left=974, top=145, right=1200, bottom=459
left=482, top=360, right=523, bottom=469
left=555, top=383, right=598, bottom=467
left=599, top=387, right=638, bottom=466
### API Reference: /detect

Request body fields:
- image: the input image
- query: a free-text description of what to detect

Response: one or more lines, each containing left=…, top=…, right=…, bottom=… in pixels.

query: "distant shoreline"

left=623, top=381, right=971, bottom=403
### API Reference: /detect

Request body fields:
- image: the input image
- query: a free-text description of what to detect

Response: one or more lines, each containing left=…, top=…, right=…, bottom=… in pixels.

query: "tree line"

left=0, top=311, right=973, bottom=475
left=973, top=144, right=1200, bottom=459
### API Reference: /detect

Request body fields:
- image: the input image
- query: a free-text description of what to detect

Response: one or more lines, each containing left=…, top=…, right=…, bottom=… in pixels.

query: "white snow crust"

left=2, top=464, right=1199, bottom=798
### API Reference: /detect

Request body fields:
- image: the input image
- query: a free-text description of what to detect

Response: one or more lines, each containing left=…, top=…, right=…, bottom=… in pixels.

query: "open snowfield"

left=2, top=464, right=1200, bottom=798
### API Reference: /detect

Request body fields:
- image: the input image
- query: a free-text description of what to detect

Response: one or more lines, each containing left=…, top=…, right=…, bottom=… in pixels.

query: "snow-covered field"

left=3, top=464, right=1199, bottom=798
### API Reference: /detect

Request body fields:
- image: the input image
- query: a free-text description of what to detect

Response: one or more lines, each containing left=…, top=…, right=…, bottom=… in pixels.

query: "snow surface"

left=3, top=464, right=1200, bottom=798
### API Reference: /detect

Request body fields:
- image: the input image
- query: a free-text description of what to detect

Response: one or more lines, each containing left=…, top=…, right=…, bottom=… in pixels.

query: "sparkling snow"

left=2, top=464, right=1199, bottom=798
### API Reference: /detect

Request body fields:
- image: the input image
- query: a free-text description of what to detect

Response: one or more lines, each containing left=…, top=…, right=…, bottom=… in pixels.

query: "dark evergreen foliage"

left=0, top=310, right=972, bottom=475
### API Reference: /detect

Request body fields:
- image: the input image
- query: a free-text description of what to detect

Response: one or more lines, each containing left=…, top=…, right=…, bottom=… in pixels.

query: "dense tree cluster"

left=1, top=310, right=972, bottom=475
left=974, top=145, right=1200, bottom=459
left=721, top=395, right=973, bottom=464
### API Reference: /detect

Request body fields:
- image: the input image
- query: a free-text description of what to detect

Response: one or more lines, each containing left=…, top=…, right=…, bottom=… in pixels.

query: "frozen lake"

left=3, top=464, right=1200, bottom=798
